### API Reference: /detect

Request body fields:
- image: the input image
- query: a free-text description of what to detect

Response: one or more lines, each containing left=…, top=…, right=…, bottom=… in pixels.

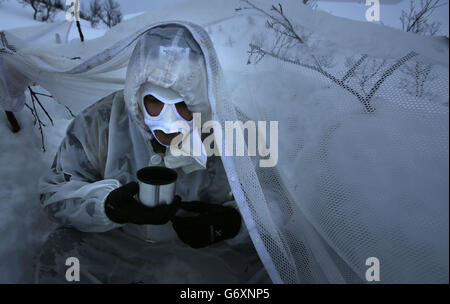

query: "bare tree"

left=19, top=0, right=41, bottom=20
left=399, top=60, right=434, bottom=99
left=78, top=1, right=90, bottom=20
left=25, top=86, right=75, bottom=151
left=26, top=87, right=53, bottom=152
left=302, top=0, right=317, bottom=9
left=54, top=0, right=63, bottom=10
left=400, top=0, right=445, bottom=36
left=399, top=0, right=442, bottom=100
left=344, top=56, right=389, bottom=98
left=100, top=0, right=122, bottom=28
left=88, top=0, right=102, bottom=27
left=239, top=0, right=418, bottom=113
left=39, top=0, right=58, bottom=22
left=236, top=0, right=307, bottom=61
left=19, top=0, right=58, bottom=22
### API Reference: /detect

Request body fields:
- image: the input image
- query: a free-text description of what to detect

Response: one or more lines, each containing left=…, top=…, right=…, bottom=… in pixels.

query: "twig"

left=28, top=87, right=46, bottom=152
left=358, top=59, right=387, bottom=96
left=418, top=64, right=432, bottom=97
left=25, top=86, right=76, bottom=151
left=406, top=0, right=444, bottom=32
left=33, top=91, right=75, bottom=118
left=270, top=3, right=304, bottom=44
left=364, top=51, right=418, bottom=102
left=342, top=54, right=368, bottom=83
left=33, top=92, right=53, bottom=98
left=28, top=86, right=54, bottom=126
left=240, top=0, right=304, bottom=44
left=25, top=99, right=44, bottom=127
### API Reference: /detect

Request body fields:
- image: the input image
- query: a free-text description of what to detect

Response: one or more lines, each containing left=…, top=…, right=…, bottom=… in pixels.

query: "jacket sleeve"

left=38, top=107, right=123, bottom=233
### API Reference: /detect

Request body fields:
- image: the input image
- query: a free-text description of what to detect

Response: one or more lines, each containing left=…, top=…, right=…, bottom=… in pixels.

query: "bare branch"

left=29, top=86, right=54, bottom=127
left=240, top=0, right=304, bottom=44
left=33, top=92, right=53, bottom=98
left=27, top=87, right=46, bottom=152
left=401, top=0, right=444, bottom=36
left=243, top=1, right=419, bottom=113
left=401, top=61, right=433, bottom=98
left=302, top=0, right=318, bottom=9
left=365, top=51, right=418, bottom=102
left=342, top=54, right=368, bottom=83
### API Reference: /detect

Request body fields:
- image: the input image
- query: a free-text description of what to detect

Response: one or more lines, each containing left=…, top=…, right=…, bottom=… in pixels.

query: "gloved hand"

left=104, top=181, right=181, bottom=225
left=171, top=201, right=241, bottom=248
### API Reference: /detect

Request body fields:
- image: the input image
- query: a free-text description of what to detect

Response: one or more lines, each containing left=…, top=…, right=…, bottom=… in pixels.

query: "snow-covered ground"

left=0, top=0, right=109, bottom=283
left=0, top=0, right=448, bottom=283
left=0, top=95, right=70, bottom=282
left=0, top=0, right=191, bottom=283
left=0, top=0, right=43, bottom=29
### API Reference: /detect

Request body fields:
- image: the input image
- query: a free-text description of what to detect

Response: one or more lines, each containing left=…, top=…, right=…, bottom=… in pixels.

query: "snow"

left=0, top=0, right=191, bottom=283
left=0, top=93, right=71, bottom=282
left=0, top=0, right=448, bottom=283
left=0, top=0, right=43, bottom=30
left=0, top=0, right=109, bottom=283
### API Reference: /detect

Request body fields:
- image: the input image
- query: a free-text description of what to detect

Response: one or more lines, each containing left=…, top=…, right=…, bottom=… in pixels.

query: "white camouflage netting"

left=1, top=0, right=448, bottom=283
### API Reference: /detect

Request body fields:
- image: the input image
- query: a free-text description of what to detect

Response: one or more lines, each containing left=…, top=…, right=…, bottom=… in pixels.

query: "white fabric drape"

left=1, top=0, right=448, bottom=283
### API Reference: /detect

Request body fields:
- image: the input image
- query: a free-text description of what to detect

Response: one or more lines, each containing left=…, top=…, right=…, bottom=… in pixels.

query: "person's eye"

left=144, top=95, right=164, bottom=116
left=175, top=102, right=193, bottom=121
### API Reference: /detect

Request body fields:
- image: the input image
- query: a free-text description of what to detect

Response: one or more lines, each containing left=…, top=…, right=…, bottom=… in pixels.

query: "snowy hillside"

left=0, top=0, right=448, bottom=283
left=0, top=0, right=191, bottom=283
left=0, top=0, right=109, bottom=283
left=0, top=0, right=45, bottom=30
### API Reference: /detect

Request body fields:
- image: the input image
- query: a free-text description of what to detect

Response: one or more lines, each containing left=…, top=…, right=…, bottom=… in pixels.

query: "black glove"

left=171, top=201, right=241, bottom=248
left=104, top=181, right=181, bottom=225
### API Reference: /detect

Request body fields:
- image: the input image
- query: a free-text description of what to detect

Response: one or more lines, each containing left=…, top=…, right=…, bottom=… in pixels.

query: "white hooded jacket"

left=38, top=24, right=244, bottom=242
left=35, top=23, right=271, bottom=284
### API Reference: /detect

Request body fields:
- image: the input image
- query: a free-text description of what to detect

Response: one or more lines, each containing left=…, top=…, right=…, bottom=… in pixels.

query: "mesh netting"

left=0, top=0, right=448, bottom=283
left=223, top=50, right=449, bottom=283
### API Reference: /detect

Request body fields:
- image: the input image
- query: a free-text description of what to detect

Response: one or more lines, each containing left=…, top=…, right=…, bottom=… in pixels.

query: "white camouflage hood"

left=124, top=23, right=211, bottom=136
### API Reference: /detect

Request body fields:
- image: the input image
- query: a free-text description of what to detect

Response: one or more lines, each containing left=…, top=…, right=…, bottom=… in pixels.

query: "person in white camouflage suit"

left=35, top=23, right=270, bottom=284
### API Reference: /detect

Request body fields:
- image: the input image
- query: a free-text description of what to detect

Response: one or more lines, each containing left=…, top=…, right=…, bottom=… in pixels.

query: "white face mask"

left=140, top=84, right=192, bottom=147
left=139, top=83, right=208, bottom=172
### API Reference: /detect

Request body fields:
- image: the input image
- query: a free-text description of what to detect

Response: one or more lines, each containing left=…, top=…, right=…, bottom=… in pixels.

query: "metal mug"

left=136, top=166, right=178, bottom=207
